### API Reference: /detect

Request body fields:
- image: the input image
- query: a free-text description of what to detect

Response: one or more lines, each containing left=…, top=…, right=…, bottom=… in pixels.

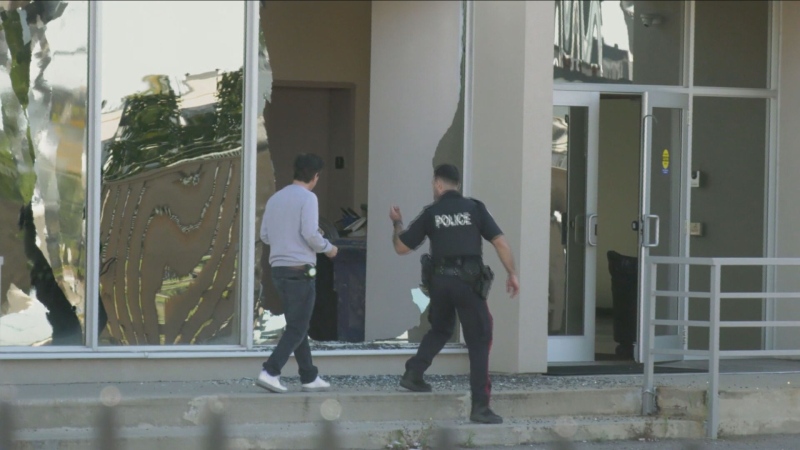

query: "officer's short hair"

left=434, top=164, right=460, bottom=185
left=294, top=153, right=325, bottom=183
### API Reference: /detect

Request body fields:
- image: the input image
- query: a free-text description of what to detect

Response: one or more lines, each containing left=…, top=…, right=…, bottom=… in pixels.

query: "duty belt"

left=435, top=266, right=463, bottom=277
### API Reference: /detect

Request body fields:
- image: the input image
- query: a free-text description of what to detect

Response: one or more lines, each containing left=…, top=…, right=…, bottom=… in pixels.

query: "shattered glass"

left=98, top=1, right=245, bottom=345
left=0, top=0, right=89, bottom=346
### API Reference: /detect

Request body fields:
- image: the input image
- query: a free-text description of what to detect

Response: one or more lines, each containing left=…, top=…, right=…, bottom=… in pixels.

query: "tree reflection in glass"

left=99, top=2, right=245, bottom=345
left=0, top=1, right=88, bottom=346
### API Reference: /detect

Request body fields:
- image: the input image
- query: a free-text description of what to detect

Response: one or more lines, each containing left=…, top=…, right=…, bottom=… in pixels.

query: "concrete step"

left=10, top=416, right=705, bottom=450
left=12, top=388, right=644, bottom=430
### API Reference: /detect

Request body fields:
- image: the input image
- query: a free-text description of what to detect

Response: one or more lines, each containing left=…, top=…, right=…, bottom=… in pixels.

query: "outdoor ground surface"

left=478, top=434, right=798, bottom=449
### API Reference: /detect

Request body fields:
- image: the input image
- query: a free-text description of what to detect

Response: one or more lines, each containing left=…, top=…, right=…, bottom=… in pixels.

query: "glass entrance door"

left=548, top=91, right=599, bottom=362
left=636, top=92, right=690, bottom=362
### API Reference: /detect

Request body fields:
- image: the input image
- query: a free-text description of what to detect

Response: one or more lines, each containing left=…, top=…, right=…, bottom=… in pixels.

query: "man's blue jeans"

left=262, top=266, right=319, bottom=384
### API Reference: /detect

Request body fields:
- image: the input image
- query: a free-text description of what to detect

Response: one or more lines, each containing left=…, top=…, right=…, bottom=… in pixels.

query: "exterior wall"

left=0, top=352, right=469, bottom=385
left=774, top=1, right=800, bottom=349
left=471, top=1, right=553, bottom=373
left=365, top=1, right=463, bottom=341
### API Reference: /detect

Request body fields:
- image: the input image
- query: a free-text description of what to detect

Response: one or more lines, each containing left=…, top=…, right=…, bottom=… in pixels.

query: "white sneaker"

left=301, top=376, right=331, bottom=392
left=256, top=370, right=287, bottom=393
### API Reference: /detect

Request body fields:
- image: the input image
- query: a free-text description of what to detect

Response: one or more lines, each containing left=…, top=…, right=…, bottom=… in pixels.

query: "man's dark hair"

left=293, top=153, right=325, bottom=183
left=434, top=164, right=460, bottom=185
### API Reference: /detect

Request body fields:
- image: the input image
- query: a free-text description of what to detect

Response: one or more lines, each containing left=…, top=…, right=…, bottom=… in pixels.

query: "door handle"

left=587, top=214, right=598, bottom=246
left=643, top=214, right=660, bottom=248
left=573, top=214, right=584, bottom=244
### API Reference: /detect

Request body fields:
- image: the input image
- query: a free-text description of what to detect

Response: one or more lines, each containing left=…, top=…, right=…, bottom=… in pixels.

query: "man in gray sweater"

left=257, top=153, right=338, bottom=393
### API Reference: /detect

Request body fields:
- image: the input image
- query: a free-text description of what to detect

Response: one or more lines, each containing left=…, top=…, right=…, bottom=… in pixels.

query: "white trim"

left=86, top=0, right=102, bottom=351
left=0, top=347, right=468, bottom=360
left=684, top=1, right=695, bottom=353
left=456, top=0, right=474, bottom=346
left=461, top=0, right=474, bottom=198
left=240, top=0, right=258, bottom=349
left=548, top=90, right=600, bottom=363
left=769, top=0, right=781, bottom=91
left=764, top=1, right=782, bottom=350
left=554, top=83, right=776, bottom=99
left=683, top=1, right=694, bottom=88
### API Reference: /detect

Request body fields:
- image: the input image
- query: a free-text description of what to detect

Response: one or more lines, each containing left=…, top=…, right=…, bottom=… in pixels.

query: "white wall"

left=365, top=1, right=463, bottom=340
left=774, top=2, right=800, bottom=349
left=471, top=1, right=554, bottom=373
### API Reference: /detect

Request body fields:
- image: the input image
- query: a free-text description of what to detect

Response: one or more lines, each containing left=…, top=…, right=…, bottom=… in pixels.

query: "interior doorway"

left=595, top=94, right=642, bottom=361
left=548, top=90, right=689, bottom=365
left=266, top=83, right=356, bottom=224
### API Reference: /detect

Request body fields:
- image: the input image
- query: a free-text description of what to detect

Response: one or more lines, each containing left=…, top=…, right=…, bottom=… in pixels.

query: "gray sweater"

left=260, top=184, right=333, bottom=267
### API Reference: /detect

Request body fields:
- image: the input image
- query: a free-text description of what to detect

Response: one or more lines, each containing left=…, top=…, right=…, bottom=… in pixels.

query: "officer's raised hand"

left=390, top=205, right=403, bottom=223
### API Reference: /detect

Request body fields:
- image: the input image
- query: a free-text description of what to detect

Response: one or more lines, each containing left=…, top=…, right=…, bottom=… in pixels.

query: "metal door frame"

left=548, top=90, right=600, bottom=362
left=636, top=91, right=691, bottom=363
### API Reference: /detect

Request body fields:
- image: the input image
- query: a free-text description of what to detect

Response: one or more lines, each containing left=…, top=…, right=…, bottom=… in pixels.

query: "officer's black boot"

left=399, top=369, right=432, bottom=392
left=469, top=399, right=503, bottom=424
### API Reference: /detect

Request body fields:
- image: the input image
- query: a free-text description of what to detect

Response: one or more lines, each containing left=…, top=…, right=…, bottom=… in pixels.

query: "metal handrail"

left=641, top=256, right=800, bottom=440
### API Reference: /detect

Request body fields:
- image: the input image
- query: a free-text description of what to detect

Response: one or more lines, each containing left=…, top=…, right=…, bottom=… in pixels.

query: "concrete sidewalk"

left=3, top=369, right=800, bottom=449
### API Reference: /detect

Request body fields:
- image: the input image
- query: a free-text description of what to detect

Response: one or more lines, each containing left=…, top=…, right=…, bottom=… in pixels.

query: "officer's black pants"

left=406, top=274, right=493, bottom=405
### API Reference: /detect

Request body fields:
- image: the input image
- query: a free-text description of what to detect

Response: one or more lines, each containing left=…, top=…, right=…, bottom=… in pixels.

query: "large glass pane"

left=0, top=1, right=89, bottom=346
left=554, top=0, right=684, bottom=85
left=255, top=1, right=466, bottom=347
left=649, top=107, right=683, bottom=337
left=549, top=106, right=587, bottom=336
left=688, top=97, right=767, bottom=350
left=694, top=1, right=769, bottom=88
left=99, top=1, right=245, bottom=345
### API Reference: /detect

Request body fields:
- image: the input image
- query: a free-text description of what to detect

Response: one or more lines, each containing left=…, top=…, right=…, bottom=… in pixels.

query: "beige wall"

left=596, top=98, right=641, bottom=310
left=471, top=1, right=554, bottom=373
left=262, top=1, right=371, bottom=210
left=365, top=1, right=463, bottom=340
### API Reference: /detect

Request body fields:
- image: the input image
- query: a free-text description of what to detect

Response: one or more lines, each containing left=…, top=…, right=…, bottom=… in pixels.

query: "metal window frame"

left=240, top=0, right=259, bottom=351
left=86, top=0, right=102, bottom=351
left=552, top=0, right=780, bottom=359
left=3, top=0, right=473, bottom=359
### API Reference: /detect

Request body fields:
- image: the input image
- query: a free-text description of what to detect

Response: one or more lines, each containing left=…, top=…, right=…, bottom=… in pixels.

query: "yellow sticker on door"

left=661, top=149, right=670, bottom=175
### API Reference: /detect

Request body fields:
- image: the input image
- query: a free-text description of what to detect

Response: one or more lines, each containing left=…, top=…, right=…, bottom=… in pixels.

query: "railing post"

left=205, top=407, right=227, bottom=450
left=95, top=404, right=118, bottom=450
left=317, top=420, right=342, bottom=450
left=642, top=259, right=658, bottom=415
left=707, top=262, right=722, bottom=439
left=0, top=400, right=15, bottom=450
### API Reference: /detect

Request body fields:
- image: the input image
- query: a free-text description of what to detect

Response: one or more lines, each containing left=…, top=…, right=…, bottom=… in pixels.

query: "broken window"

left=0, top=1, right=89, bottom=346
left=98, top=2, right=246, bottom=345
left=254, top=1, right=466, bottom=348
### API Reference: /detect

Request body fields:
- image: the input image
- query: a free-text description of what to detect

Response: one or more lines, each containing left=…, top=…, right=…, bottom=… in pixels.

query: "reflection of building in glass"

left=0, top=0, right=88, bottom=346
left=98, top=70, right=243, bottom=345
left=554, top=0, right=633, bottom=82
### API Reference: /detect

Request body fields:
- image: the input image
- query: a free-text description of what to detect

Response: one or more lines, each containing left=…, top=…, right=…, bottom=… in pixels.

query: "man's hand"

left=325, top=245, right=338, bottom=259
left=390, top=205, right=412, bottom=255
left=390, top=205, right=403, bottom=223
left=506, top=273, right=519, bottom=298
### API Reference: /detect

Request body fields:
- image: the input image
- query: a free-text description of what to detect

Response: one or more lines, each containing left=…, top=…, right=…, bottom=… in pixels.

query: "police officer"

left=389, top=164, right=520, bottom=424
